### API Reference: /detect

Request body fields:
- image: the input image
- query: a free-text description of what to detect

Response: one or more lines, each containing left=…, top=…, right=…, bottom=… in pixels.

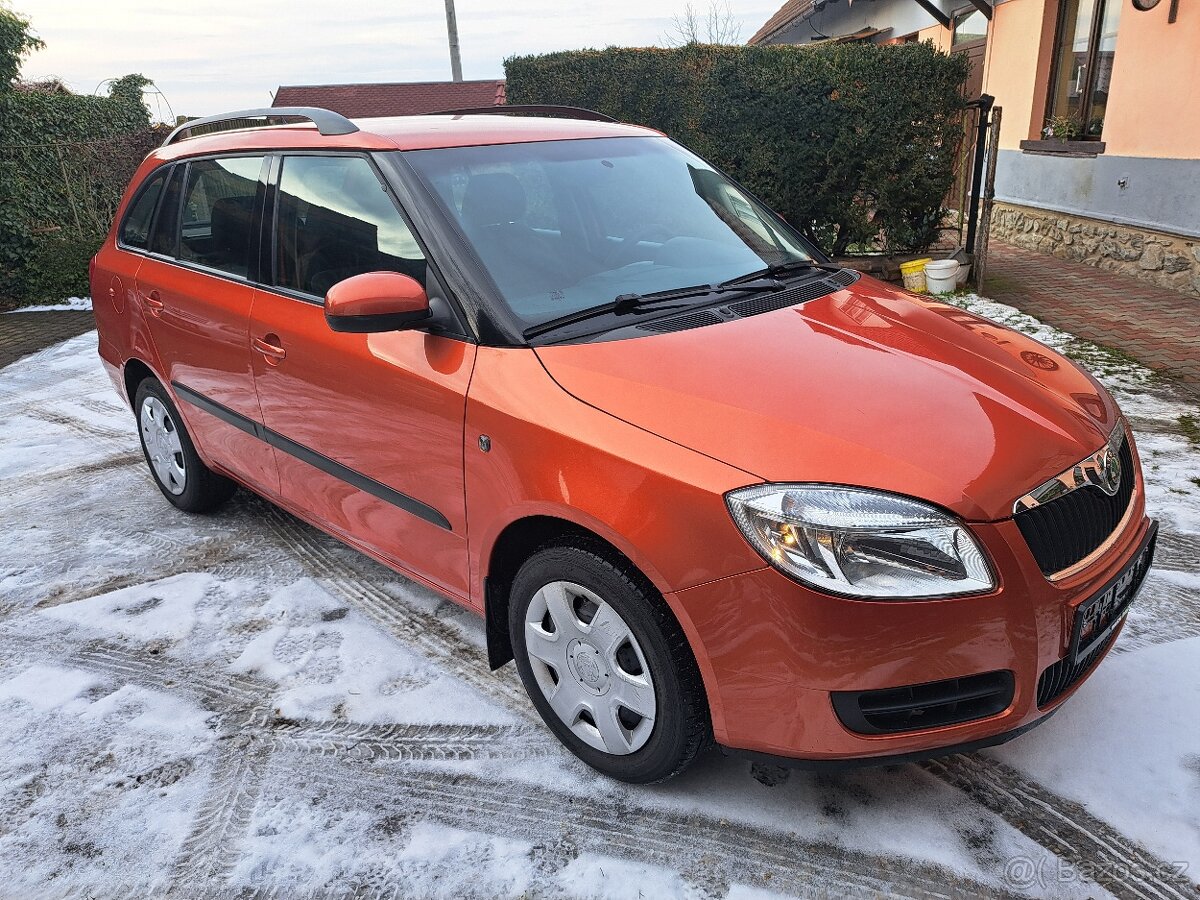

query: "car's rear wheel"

left=133, top=378, right=235, bottom=513
left=509, top=543, right=711, bottom=783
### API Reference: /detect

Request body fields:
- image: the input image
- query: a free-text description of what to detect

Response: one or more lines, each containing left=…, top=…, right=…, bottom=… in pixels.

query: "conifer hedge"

left=505, top=43, right=970, bottom=255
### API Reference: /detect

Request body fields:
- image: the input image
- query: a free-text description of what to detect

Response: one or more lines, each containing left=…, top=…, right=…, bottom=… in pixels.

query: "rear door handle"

left=253, top=335, right=287, bottom=362
left=145, top=290, right=164, bottom=314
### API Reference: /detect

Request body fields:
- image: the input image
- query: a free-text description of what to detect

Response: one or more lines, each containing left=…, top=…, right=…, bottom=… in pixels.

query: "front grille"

left=1037, top=524, right=1154, bottom=708
left=832, top=670, right=1014, bottom=735
left=1037, top=628, right=1118, bottom=708
left=1015, top=438, right=1135, bottom=576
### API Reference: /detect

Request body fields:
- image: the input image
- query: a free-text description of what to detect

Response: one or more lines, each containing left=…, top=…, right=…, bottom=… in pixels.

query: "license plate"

left=1070, top=521, right=1157, bottom=664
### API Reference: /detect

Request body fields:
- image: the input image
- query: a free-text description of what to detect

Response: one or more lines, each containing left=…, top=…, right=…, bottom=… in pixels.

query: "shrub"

left=10, top=234, right=97, bottom=304
left=0, top=8, right=154, bottom=305
left=505, top=43, right=969, bottom=255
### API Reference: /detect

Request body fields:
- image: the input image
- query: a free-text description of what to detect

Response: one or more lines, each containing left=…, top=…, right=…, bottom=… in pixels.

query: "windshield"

left=403, top=136, right=816, bottom=328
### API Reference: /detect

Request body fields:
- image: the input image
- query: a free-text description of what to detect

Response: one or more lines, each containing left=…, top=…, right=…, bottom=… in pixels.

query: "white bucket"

left=924, top=259, right=961, bottom=293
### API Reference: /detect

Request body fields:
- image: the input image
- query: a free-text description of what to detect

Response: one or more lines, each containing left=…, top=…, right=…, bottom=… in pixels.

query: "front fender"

left=464, top=347, right=763, bottom=603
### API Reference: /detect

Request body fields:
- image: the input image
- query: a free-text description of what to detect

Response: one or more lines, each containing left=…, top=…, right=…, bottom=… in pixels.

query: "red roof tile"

left=272, top=80, right=506, bottom=118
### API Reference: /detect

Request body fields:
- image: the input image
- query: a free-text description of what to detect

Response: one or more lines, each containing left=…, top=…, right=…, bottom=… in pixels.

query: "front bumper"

left=723, top=704, right=1062, bottom=772
left=670, top=501, right=1154, bottom=764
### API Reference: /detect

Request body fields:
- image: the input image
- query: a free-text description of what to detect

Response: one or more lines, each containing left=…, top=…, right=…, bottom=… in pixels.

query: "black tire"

left=509, top=542, right=712, bottom=783
left=133, top=377, right=236, bottom=513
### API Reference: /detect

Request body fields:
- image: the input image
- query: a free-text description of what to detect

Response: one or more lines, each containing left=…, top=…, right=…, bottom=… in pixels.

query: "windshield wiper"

left=523, top=279, right=786, bottom=340
left=719, top=259, right=844, bottom=288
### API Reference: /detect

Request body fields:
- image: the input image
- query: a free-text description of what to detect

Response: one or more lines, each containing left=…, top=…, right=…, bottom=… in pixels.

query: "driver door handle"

left=253, top=335, right=287, bottom=361
left=145, top=290, right=165, bottom=314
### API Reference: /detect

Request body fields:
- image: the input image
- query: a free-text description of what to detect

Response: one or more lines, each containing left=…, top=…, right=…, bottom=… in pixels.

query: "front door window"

left=273, top=155, right=426, bottom=298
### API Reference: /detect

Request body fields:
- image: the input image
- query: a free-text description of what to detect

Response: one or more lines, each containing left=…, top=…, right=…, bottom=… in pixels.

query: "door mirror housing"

left=324, top=272, right=432, bottom=333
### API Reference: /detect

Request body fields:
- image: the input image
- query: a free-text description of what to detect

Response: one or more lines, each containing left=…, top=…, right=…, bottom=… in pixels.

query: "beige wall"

left=917, top=23, right=951, bottom=51
left=979, top=0, right=1056, bottom=149
left=981, top=0, right=1200, bottom=158
left=1102, top=0, right=1200, bottom=158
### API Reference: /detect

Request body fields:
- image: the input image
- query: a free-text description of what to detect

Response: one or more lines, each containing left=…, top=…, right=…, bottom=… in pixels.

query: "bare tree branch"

left=662, top=0, right=742, bottom=46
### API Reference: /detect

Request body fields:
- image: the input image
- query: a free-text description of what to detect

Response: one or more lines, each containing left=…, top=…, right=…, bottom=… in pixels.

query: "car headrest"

left=461, top=172, right=526, bottom=228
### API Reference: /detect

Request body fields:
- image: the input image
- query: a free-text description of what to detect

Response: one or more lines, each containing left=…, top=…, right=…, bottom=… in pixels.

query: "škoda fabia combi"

left=90, top=106, right=1155, bottom=782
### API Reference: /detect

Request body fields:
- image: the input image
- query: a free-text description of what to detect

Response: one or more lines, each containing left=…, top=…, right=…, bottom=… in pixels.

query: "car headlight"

left=726, top=484, right=995, bottom=599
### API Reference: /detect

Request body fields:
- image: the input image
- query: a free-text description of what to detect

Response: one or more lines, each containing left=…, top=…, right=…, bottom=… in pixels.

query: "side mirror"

left=324, top=271, right=432, bottom=334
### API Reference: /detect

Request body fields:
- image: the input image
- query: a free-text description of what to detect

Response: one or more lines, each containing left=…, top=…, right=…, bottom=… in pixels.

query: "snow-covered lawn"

left=1, top=298, right=1198, bottom=899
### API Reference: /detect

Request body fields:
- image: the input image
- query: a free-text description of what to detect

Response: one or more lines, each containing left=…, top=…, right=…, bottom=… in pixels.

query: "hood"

left=534, top=276, right=1119, bottom=522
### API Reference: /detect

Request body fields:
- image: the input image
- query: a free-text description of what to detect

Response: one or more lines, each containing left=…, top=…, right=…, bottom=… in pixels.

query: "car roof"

left=150, top=114, right=662, bottom=163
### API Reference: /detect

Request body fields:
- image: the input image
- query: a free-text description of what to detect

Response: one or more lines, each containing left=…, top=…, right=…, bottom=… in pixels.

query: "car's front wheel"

left=133, top=378, right=236, bottom=513
left=510, top=543, right=711, bottom=783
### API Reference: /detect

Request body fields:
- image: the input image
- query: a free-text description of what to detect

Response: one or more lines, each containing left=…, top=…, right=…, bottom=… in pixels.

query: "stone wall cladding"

left=989, top=202, right=1200, bottom=299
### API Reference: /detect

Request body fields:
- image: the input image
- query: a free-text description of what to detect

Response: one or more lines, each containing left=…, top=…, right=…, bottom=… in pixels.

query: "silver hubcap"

left=140, top=396, right=186, bottom=495
left=524, top=581, right=656, bottom=755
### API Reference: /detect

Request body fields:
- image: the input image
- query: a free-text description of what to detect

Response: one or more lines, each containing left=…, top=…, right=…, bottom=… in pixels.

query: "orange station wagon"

left=90, top=106, right=1156, bottom=782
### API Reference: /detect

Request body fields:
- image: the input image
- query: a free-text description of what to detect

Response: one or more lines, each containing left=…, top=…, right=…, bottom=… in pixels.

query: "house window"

left=952, top=9, right=988, bottom=45
left=1045, top=0, right=1121, bottom=138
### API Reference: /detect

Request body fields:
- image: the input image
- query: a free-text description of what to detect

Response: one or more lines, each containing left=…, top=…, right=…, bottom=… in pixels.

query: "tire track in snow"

left=0, top=449, right=141, bottom=500
left=0, top=529, right=251, bottom=619
left=1127, top=416, right=1189, bottom=437
left=257, top=493, right=1198, bottom=893
left=168, top=738, right=270, bottom=892
left=30, top=406, right=132, bottom=444
left=922, top=754, right=1200, bottom=900
left=278, top=756, right=1026, bottom=900
left=1120, top=567, right=1200, bottom=653
left=42, top=637, right=563, bottom=892
left=3, top=620, right=1011, bottom=899
left=80, top=395, right=128, bottom=418
left=260, top=504, right=531, bottom=716
left=69, top=642, right=268, bottom=713
left=164, top=724, right=563, bottom=894
left=1155, top=531, right=1200, bottom=571
left=259, top=719, right=553, bottom=762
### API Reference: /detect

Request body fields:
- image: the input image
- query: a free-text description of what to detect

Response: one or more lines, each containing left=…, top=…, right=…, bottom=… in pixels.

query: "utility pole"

left=444, top=0, right=463, bottom=82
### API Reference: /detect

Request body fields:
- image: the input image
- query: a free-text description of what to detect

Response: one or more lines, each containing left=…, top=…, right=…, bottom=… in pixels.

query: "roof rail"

left=425, top=104, right=617, bottom=124
left=161, top=107, right=359, bottom=147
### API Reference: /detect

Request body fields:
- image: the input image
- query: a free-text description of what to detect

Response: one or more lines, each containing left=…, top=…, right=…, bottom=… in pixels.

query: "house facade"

left=751, top=0, right=1200, bottom=297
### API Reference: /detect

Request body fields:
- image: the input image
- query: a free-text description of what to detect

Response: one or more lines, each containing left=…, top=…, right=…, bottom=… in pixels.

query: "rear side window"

left=274, top=155, right=426, bottom=297
left=119, top=171, right=166, bottom=249
left=178, top=156, right=265, bottom=277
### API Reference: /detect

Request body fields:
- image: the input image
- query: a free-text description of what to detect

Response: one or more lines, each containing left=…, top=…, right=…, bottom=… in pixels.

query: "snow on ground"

left=1, top=305, right=1199, bottom=899
left=4, top=296, right=92, bottom=313
left=990, top=636, right=1200, bottom=867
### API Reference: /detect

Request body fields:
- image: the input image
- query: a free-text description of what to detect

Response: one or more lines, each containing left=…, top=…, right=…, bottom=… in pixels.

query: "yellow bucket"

left=900, top=258, right=932, bottom=293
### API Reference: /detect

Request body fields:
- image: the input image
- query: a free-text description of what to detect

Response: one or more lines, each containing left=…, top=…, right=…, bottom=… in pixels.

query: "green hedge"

left=0, top=74, right=154, bottom=306
left=505, top=43, right=969, bottom=255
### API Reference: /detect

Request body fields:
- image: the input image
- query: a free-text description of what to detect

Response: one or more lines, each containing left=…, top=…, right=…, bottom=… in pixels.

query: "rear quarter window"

left=119, top=170, right=167, bottom=249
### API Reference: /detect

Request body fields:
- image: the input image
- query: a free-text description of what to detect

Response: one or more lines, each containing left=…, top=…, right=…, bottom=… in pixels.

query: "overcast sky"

left=16, top=0, right=780, bottom=120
